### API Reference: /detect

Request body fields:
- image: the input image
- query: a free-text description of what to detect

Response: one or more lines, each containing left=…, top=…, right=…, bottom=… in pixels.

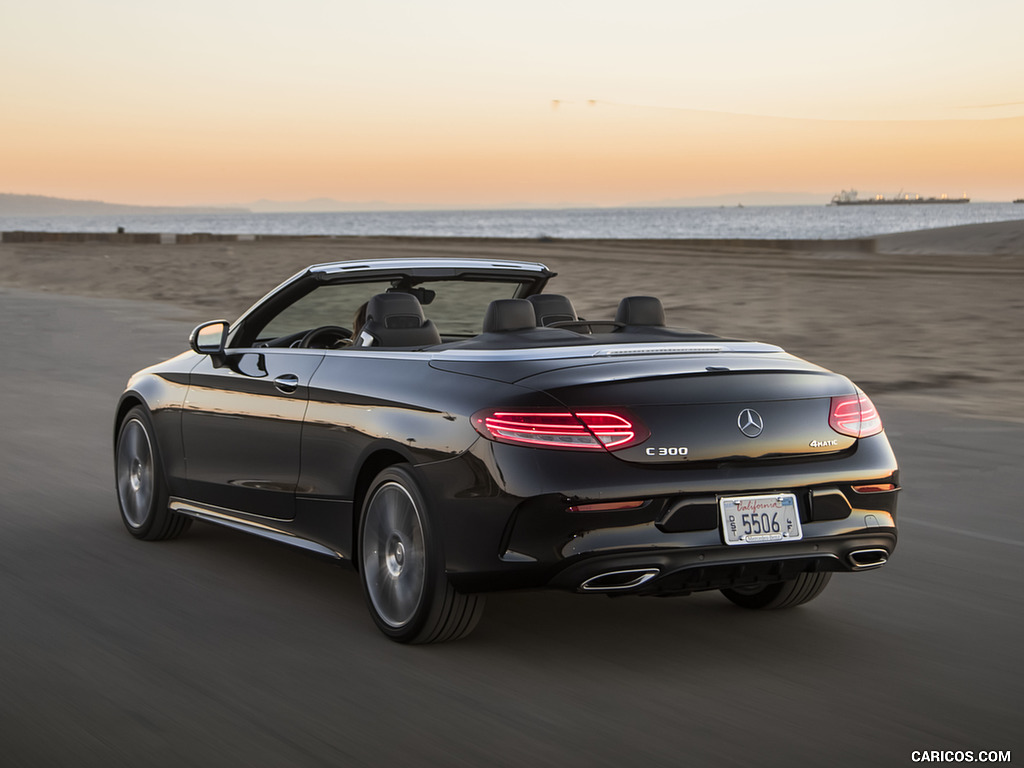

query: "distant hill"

left=1, top=191, right=834, bottom=217
left=0, top=193, right=249, bottom=216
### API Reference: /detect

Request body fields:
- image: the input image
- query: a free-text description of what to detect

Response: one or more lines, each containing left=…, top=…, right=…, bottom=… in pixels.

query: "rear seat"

left=526, top=294, right=578, bottom=326
left=437, top=299, right=589, bottom=350
left=614, top=296, right=666, bottom=327
left=483, top=299, right=538, bottom=333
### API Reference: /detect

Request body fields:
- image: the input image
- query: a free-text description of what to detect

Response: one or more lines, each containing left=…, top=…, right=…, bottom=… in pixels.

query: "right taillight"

left=829, top=392, right=882, bottom=438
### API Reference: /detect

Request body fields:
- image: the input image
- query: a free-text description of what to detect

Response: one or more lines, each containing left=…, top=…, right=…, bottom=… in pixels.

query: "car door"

left=180, top=348, right=325, bottom=519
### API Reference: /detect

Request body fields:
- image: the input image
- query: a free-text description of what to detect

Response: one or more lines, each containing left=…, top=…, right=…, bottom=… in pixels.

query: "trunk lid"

left=516, top=355, right=858, bottom=463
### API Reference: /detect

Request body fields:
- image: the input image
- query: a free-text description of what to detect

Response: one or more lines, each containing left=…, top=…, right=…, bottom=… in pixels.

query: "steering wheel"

left=298, top=325, right=353, bottom=349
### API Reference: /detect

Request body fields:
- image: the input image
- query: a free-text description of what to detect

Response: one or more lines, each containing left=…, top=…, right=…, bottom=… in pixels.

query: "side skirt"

left=169, top=497, right=346, bottom=560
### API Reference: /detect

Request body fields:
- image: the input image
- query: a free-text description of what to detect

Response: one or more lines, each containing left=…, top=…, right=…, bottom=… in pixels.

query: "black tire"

left=115, top=406, right=191, bottom=541
left=358, top=465, right=484, bottom=643
left=720, top=571, right=832, bottom=610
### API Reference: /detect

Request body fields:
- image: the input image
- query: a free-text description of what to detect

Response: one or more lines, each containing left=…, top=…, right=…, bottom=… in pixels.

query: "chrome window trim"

left=427, top=342, right=783, bottom=362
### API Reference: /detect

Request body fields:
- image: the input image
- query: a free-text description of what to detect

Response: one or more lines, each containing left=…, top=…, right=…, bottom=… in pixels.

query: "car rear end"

left=450, top=348, right=899, bottom=599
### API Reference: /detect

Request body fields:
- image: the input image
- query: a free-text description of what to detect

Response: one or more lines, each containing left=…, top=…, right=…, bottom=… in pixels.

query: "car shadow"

left=152, top=519, right=863, bottom=665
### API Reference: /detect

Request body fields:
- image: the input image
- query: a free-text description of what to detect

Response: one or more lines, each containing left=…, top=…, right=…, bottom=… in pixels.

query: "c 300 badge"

left=645, top=446, right=689, bottom=457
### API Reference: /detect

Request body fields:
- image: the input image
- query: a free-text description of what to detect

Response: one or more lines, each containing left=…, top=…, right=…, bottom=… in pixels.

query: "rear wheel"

left=720, top=571, right=832, bottom=610
left=115, top=406, right=191, bottom=541
left=358, top=465, right=484, bottom=643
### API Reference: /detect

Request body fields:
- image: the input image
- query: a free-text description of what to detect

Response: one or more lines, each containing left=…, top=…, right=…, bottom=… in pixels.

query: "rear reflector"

left=472, top=408, right=649, bottom=451
left=829, top=393, right=883, bottom=438
left=568, top=500, right=647, bottom=512
left=851, top=483, right=897, bottom=494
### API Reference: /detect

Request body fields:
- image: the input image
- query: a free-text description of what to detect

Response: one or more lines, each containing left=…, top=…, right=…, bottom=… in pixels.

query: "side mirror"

left=189, top=320, right=230, bottom=355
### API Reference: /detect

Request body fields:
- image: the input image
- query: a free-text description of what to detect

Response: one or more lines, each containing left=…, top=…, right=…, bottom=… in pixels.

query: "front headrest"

left=365, top=292, right=426, bottom=329
left=354, top=292, right=441, bottom=348
left=614, top=296, right=666, bottom=327
left=482, top=299, right=537, bottom=333
left=527, top=294, right=578, bottom=326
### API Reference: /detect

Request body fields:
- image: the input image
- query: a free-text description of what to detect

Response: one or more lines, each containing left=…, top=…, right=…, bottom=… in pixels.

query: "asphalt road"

left=2, top=288, right=1021, bottom=768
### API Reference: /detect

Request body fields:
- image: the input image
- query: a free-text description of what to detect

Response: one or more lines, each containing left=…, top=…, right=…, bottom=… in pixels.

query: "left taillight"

left=472, top=408, right=649, bottom=451
left=829, top=392, right=883, bottom=438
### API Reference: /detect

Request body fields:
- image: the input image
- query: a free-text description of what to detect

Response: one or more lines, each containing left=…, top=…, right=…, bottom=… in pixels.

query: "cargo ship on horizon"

left=830, top=189, right=969, bottom=206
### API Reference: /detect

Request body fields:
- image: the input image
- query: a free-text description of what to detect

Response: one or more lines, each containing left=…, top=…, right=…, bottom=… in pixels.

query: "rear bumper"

left=418, top=433, right=899, bottom=594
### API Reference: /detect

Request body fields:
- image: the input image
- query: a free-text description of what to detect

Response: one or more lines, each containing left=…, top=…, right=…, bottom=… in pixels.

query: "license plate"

left=719, top=493, right=802, bottom=545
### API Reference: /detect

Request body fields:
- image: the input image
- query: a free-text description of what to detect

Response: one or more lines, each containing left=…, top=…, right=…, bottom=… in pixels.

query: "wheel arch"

left=350, top=448, right=411, bottom=569
left=114, top=394, right=146, bottom=447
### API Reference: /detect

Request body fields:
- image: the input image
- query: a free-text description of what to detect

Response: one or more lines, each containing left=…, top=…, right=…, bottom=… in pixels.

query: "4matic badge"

left=809, top=439, right=839, bottom=448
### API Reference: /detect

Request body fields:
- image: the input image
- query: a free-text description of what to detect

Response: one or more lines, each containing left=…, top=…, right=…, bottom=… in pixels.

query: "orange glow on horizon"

left=5, top=103, right=1022, bottom=206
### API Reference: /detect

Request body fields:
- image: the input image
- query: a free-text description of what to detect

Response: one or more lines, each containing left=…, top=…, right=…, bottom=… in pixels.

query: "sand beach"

left=2, top=218, right=1022, bottom=421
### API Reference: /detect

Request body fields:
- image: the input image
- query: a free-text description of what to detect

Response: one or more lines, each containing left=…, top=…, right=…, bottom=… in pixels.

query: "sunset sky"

left=3, top=0, right=1023, bottom=207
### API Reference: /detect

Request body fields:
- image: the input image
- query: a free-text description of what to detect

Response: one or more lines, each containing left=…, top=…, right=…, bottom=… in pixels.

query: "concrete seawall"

left=1, top=231, right=347, bottom=245
left=2, top=231, right=165, bottom=244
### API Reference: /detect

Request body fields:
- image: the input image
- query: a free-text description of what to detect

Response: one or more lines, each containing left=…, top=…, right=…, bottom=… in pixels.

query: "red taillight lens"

left=472, top=409, right=648, bottom=451
left=576, top=412, right=644, bottom=448
left=829, top=393, right=883, bottom=438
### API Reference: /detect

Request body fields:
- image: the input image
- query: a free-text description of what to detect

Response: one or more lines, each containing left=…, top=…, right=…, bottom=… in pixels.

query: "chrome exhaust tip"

left=580, top=568, right=660, bottom=592
left=848, top=548, right=889, bottom=570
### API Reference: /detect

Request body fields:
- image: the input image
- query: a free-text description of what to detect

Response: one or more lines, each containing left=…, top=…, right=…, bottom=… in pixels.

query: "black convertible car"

left=114, top=257, right=899, bottom=643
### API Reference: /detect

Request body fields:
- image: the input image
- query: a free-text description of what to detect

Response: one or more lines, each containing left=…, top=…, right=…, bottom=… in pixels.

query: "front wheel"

left=358, top=465, right=484, bottom=643
left=115, top=406, right=191, bottom=541
left=720, top=571, right=832, bottom=610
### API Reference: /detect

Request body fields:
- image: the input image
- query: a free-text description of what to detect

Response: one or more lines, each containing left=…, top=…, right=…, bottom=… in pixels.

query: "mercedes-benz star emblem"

left=738, top=408, right=764, bottom=438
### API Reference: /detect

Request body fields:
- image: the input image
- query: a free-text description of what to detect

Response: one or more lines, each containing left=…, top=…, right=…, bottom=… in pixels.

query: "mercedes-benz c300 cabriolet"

left=114, top=258, right=899, bottom=643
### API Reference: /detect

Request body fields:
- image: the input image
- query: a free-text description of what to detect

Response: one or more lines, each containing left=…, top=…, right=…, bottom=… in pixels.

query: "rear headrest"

left=527, top=294, right=578, bottom=326
left=354, top=293, right=441, bottom=347
left=614, top=296, right=666, bottom=327
left=482, top=299, right=537, bottom=333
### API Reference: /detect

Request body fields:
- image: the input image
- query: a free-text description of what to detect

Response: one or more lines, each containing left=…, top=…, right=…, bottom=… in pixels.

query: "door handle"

left=273, top=374, right=300, bottom=394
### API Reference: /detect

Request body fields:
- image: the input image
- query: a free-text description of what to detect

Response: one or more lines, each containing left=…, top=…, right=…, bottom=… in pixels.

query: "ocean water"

left=2, top=203, right=1022, bottom=240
